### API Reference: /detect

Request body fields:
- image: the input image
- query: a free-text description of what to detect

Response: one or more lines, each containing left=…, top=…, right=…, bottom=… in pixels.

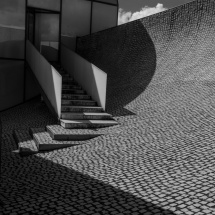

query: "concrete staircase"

left=13, top=64, right=117, bottom=156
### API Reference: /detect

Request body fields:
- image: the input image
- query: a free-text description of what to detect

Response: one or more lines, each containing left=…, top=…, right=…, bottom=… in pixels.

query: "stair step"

left=62, top=77, right=74, bottom=81
left=62, top=89, right=86, bottom=94
left=47, top=125, right=104, bottom=140
left=30, top=128, right=78, bottom=151
left=61, top=106, right=104, bottom=113
left=61, top=112, right=112, bottom=120
left=62, top=100, right=97, bottom=106
left=62, top=85, right=82, bottom=90
left=60, top=119, right=118, bottom=129
left=13, top=130, right=38, bottom=156
left=62, top=80, right=77, bottom=85
left=62, top=94, right=91, bottom=100
left=62, top=79, right=76, bottom=84
left=61, top=74, right=70, bottom=77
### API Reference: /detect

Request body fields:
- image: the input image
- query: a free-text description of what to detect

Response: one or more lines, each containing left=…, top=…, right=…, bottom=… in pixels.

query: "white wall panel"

left=92, top=2, right=118, bottom=33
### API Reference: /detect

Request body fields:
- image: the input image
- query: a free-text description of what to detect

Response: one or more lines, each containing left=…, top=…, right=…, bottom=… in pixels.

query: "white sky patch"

left=118, top=3, right=167, bottom=25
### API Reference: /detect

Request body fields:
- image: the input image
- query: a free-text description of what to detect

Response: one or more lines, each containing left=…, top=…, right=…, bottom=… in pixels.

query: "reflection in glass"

left=94, top=0, right=118, bottom=5
left=61, top=0, right=91, bottom=50
left=0, top=60, right=24, bottom=111
left=35, top=14, right=59, bottom=61
left=28, top=0, right=60, bottom=11
left=0, top=0, right=25, bottom=59
left=92, top=2, right=118, bottom=33
left=27, top=12, right=34, bottom=44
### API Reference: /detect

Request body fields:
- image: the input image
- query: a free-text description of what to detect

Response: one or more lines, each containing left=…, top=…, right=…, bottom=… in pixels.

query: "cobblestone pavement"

left=1, top=91, right=215, bottom=215
left=2, top=0, right=215, bottom=214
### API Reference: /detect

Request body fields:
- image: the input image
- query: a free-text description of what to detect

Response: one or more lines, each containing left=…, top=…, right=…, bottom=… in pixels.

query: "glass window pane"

left=61, top=0, right=91, bottom=50
left=27, top=12, right=34, bottom=43
left=94, top=0, right=118, bottom=5
left=92, top=2, right=118, bottom=33
left=0, top=60, right=24, bottom=111
left=35, top=14, right=59, bottom=61
left=0, top=0, right=25, bottom=59
left=28, top=0, right=60, bottom=11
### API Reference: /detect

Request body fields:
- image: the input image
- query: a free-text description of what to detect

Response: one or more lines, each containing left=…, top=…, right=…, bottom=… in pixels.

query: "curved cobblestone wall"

left=77, top=0, right=215, bottom=117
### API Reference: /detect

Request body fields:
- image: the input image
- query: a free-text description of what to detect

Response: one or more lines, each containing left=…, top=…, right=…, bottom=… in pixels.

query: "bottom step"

left=30, top=128, right=80, bottom=151
left=13, top=130, right=38, bottom=156
left=47, top=125, right=104, bottom=140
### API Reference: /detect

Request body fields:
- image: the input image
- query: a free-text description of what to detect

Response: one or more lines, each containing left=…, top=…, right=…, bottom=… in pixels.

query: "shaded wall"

left=77, top=0, right=215, bottom=116
left=77, top=19, right=157, bottom=116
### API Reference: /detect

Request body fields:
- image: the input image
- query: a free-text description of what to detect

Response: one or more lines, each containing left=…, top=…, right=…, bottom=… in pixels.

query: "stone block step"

left=62, top=89, right=86, bottom=94
left=13, top=130, right=38, bottom=156
left=30, top=128, right=78, bottom=151
left=60, top=119, right=118, bottom=129
left=61, top=112, right=112, bottom=120
left=62, top=94, right=91, bottom=100
left=62, top=100, right=97, bottom=106
left=61, top=106, right=104, bottom=113
left=62, top=85, right=82, bottom=90
left=47, top=125, right=104, bottom=140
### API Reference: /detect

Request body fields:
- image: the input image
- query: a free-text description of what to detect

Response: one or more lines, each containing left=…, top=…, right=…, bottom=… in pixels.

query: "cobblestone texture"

left=31, top=127, right=82, bottom=151
left=1, top=0, right=215, bottom=214
left=13, top=130, right=38, bottom=155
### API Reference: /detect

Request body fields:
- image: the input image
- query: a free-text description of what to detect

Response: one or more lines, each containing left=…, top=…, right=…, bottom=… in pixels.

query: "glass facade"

left=35, top=14, right=60, bottom=61
left=92, top=2, right=118, bottom=33
left=0, top=60, right=24, bottom=111
left=61, top=0, right=91, bottom=50
left=0, top=0, right=25, bottom=59
left=61, top=0, right=118, bottom=50
left=94, top=0, right=118, bottom=5
left=0, top=0, right=118, bottom=111
left=28, top=0, right=60, bottom=11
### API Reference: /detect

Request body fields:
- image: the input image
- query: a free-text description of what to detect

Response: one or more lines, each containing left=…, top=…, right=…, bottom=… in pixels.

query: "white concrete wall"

left=26, top=40, right=62, bottom=117
left=61, top=44, right=107, bottom=110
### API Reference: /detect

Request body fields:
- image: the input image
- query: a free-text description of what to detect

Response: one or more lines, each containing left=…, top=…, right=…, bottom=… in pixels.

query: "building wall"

left=0, top=60, right=24, bottom=111
left=0, top=0, right=40, bottom=112
left=61, top=0, right=118, bottom=51
left=77, top=0, right=215, bottom=116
